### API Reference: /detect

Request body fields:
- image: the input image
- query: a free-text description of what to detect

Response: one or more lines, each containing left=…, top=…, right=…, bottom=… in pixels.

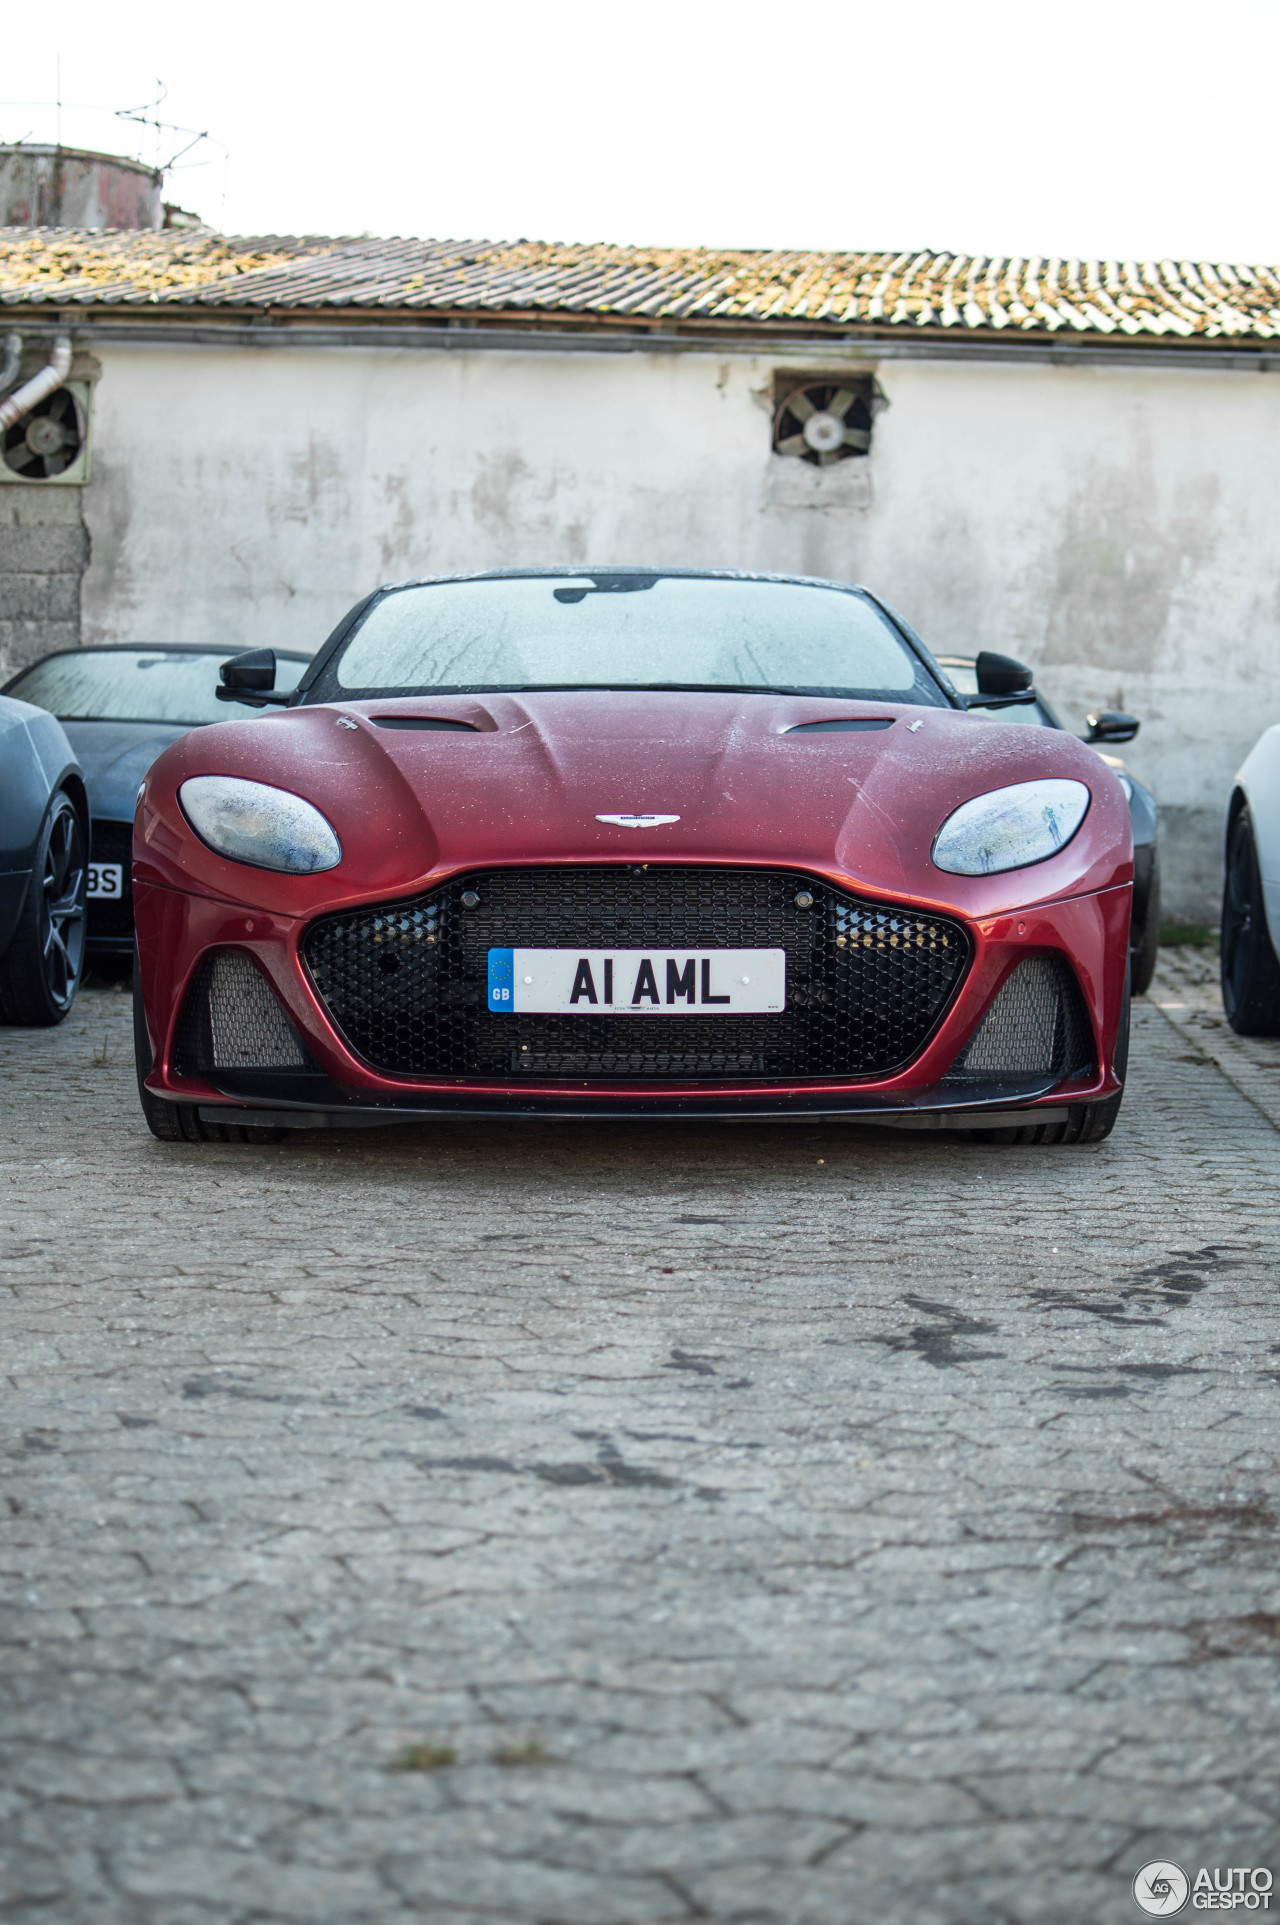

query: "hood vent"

left=371, top=716, right=478, bottom=732
left=786, top=718, right=895, bottom=734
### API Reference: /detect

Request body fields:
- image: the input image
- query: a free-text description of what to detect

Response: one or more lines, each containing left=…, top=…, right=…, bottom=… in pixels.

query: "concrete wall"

left=74, top=338, right=1280, bottom=919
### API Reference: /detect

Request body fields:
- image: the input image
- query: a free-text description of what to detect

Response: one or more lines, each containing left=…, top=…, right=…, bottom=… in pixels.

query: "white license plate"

left=488, top=948, right=785, bottom=1014
left=87, top=863, right=123, bottom=900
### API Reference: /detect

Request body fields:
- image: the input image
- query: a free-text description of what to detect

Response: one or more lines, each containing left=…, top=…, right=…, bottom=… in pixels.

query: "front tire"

left=0, top=790, right=87, bottom=1025
left=133, top=952, right=284, bottom=1143
left=1221, top=808, right=1280, bottom=1035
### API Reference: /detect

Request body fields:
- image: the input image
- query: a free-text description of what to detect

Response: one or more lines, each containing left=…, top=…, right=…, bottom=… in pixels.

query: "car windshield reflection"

left=4, top=647, right=312, bottom=726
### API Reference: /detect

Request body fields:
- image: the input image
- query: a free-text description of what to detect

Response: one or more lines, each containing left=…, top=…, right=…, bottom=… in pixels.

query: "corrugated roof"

left=3, top=229, right=1279, bottom=340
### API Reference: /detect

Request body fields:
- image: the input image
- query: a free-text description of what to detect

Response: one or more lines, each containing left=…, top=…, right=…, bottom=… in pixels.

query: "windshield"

left=6, top=649, right=311, bottom=725
left=309, top=575, right=949, bottom=706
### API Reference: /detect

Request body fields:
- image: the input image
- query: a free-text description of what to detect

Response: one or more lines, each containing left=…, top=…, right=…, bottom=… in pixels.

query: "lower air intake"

left=944, top=957, right=1094, bottom=1083
left=175, top=951, right=308, bottom=1073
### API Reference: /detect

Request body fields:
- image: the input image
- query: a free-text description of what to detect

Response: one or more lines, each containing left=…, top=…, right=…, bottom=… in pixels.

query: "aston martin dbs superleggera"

left=132, top=569, right=1133, bottom=1146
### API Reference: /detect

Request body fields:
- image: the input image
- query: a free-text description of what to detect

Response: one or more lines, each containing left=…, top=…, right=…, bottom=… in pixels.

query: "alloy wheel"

left=40, top=797, right=87, bottom=1013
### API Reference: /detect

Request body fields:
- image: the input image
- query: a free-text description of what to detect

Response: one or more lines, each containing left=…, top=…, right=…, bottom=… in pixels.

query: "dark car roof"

left=3, top=642, right=313, bottom=677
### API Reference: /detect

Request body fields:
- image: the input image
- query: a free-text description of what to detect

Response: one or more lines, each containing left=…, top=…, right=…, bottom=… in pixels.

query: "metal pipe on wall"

left=0, top=332, right=21, bottom=398
left=0, top=334, right=72, bottom=433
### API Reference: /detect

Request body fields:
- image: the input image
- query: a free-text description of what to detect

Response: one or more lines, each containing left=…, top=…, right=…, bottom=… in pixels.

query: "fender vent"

left=944, top=957, right=1094, bottom=1083
left=175, top=952, right=309, bottom=1072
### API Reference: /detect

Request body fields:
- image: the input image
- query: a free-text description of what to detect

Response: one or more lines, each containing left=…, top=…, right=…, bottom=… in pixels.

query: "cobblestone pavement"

left=1151, top=942, right=1280, bottom=1129
left=3, top=965, right=1280, bottom=1925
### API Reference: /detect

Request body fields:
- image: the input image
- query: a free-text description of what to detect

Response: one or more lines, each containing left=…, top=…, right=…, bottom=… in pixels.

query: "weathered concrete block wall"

left=78, top=340, right=1280, bottom=920
left=0, top=488, right=88, bottom=680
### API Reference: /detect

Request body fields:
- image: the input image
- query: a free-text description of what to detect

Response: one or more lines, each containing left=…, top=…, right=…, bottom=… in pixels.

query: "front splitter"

left=174, top=1072, right=1076, bottom=1130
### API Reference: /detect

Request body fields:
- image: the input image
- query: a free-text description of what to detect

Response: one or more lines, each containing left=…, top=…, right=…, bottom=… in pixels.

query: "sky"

left=3, top=0, right=1279, bottom=263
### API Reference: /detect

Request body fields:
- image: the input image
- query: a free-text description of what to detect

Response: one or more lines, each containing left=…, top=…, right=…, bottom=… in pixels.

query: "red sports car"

left=133, top=569, right=1132, bottom=1147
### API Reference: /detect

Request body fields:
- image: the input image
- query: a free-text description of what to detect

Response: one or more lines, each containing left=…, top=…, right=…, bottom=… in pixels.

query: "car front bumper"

left=135, top=871, right=1131, bottom=1130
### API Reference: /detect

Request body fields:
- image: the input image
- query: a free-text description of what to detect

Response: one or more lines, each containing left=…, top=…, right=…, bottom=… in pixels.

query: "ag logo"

left=595, top=814, right=681, bottom=829
left=1134, top=1862, right=1190, bottom=1915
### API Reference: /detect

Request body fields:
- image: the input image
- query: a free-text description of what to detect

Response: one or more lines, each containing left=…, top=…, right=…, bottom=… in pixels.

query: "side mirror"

left=962, top=650, right=1037, bottom=711
left=217, top=648, right=290, bottom=708
left=976, top=650, right=1033, bottom=695
left=1086, top=710, right=1139, bottom=744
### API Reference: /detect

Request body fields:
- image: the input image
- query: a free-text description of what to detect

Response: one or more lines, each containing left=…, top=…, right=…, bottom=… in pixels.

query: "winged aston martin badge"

left=595, top=813, right=681, bottom=828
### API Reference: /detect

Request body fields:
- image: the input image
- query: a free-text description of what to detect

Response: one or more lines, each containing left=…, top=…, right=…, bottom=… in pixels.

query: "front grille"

left=87, top=819, right=134, bottom=944
left=944, top=956, right=1094, bottom=1083
left=301, top=867, right=970, bottom=1081
left=175, top=951, right=309, bottom=1073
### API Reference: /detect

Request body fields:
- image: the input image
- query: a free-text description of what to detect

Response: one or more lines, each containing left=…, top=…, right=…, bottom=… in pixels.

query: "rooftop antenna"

left=55, top=54, right=61, bottom=147
left=116, top=81, right=215, bottom=174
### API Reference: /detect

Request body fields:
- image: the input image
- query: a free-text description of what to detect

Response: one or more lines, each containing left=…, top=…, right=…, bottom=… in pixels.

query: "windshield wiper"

left=460, top=682, right=837, bottom=697
left=320, top=681, right=896, bottom=700
left=623, top=682, right=808, bottom=696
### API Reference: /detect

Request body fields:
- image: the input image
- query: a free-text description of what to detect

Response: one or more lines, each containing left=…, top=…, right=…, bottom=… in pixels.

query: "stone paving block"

left=954, top=1766, right=1250, bottom=1830
left=701, top=1763, right=987, bottom=1826
left=383, top=1850, right=688, bottom=1921
left=0, top=1747, right=184, bottom=1805
left=111, top=1847, right=391, bottom=1917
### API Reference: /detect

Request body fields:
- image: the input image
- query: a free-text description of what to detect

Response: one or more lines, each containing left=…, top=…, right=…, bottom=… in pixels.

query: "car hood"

left=137, top=690, right=1133, bottom=920
left=62, top=719, right=197, bottom=821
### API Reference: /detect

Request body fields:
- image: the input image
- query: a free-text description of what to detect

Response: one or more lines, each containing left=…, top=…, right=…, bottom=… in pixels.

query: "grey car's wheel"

left=969, top=966, right=1129, bottom=1146
left=1221, top=809, right=1280, bottom=1035
left=0, top=790, right=87, bottom=1025
left=133, top=951, right=284, bottom=1143
left=1130, top=850, right=1160, bottom=996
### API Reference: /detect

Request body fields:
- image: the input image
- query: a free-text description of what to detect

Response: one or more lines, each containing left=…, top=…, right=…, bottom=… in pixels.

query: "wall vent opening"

left=1, top=382, right=91, bottom=485
left=771, top=373, right=881, bottom=466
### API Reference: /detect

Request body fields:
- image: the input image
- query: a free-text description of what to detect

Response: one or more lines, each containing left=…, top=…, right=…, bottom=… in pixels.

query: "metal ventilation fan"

left=773, top=382, right=873, bottom=466
left=2, top=387, right=86, bottom=480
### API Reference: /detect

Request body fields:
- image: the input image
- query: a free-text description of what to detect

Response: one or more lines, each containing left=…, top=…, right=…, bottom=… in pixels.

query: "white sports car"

left=1222, top=731, right=1280, bottom=1032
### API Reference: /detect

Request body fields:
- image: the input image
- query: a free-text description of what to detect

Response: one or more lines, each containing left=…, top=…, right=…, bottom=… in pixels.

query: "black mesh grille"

left=944, top=956, right=1094, bottom=1083
left=175, top=951, right=309, bottom=1074
left=87, top=819, right=134, bottom=944
left=301, top=867, right=971, bottom=1081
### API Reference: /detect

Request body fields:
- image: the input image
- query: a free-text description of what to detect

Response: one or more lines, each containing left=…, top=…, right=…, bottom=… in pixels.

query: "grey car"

left=0, top=692, right=88, bottom=1022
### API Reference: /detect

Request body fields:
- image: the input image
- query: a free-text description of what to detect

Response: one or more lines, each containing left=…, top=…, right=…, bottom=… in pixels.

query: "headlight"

left=179, top=775, right=342, bottom=873
left=932, top=778, right=1090, bottom=876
